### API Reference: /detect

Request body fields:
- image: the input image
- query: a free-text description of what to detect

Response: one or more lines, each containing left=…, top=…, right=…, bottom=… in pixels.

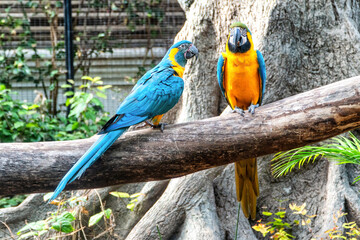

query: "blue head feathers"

left=161, top=40, right=199, bottom=69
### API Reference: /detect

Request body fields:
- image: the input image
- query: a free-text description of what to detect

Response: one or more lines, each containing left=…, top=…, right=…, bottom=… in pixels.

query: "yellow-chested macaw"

left=49, top=40, right=199, bottom=202
left=217, top=22, right=266, bottom=219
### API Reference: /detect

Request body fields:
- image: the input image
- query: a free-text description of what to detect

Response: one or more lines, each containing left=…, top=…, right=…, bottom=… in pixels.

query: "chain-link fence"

left=0, top=0, right=185, bottom=113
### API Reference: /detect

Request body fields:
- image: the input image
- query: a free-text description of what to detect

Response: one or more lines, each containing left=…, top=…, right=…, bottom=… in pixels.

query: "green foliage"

left=16, top=194, right=84, bottom=239
left=0, top=0, right=116, bottom=115
left=17, top=210, right=77, bottom=238
left=110, top=191, right=143, bottom=211
left=15, top=191, right=129, bottom=239
left=323, top=210, right=360, bottom=240
left=0, top=77, right=110, bottom=143
left=0, top=84, right=45, bottom=142
left=0, top=195, right=27, bottom=208
left=88, top=208, right=112, bottom=227
left=253, top=202, right=314, bottom=240
left=271, top=133, right=360, bottom=182
left=50, top=212, right=76, bottom=233
left=0, top=4, right=36, bottom=87
left=253, top=203, right=360, bottom=240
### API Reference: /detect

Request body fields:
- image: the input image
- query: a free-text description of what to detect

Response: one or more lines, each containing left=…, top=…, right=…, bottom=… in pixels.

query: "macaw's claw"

left=232, top=107, right=245, bottom=116
left=146, top=121, right=168, bottom=133
left=248, top=104, right=259, bottom=115
left=157, top=123, right=168, bottom=132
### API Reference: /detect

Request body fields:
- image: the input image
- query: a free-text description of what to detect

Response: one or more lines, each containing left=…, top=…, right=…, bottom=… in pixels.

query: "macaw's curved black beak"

left=228, top=27, right=248, bottom=53
left=185, top=44, right=199, bottom=60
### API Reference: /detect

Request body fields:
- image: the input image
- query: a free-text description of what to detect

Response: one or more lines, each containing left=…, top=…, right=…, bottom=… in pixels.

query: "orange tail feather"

left=234, top=158, right=259, bottom=220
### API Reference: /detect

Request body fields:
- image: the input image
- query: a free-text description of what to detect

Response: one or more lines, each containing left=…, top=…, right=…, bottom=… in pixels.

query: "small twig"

left=79, top=211, right=88, bottom=240
left=93, top=226, right=115, bottom=239
left=0, top=221, right=16, bottom=240
left=94, top=190, right=109, bottom=235
left=46, top=226, right=85, bottom=240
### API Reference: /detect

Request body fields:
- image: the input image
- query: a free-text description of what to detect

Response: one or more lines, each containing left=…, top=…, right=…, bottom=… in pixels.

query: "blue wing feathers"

left=217, top=54, right=226, bottom=98
left=101, top=115, right=148, bottom=133
left=69, top=130, right=126, bottom=182
left=256, top=50, right=266, bottom=104
left=49, top=129, right=127, bottom=202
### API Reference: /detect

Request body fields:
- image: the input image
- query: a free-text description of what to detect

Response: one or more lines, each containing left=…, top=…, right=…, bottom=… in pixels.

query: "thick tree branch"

left=1, top=76, right=360, bottom=195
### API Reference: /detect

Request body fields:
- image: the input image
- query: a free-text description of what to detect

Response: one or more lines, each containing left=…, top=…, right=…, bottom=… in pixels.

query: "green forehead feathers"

left=230, top=22, right=249, bottom=31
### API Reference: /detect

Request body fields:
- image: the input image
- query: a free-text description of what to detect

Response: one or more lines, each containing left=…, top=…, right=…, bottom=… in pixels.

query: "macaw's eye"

left=179, top=43, right=188, bottom=50
left=240, top=28, right=247, bottom=37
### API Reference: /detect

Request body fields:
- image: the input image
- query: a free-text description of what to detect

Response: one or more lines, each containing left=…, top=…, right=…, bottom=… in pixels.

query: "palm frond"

left=271, top=132, right=360, bottom=179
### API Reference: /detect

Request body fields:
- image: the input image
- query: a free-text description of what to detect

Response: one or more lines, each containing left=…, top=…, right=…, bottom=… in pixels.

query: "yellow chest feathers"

left=222, top=50, right=259, bottom=74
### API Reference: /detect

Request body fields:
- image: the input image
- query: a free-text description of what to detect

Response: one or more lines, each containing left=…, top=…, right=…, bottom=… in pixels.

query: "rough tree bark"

left=1, top=0, right=360, bottom=239
left=1, top=76, right=360, bottom=195
left=125, top=0, right=360, bottom=239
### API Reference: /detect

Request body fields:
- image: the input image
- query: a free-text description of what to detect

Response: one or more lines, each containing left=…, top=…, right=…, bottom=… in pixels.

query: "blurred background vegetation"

left=0, top=0, right=185, bottom=143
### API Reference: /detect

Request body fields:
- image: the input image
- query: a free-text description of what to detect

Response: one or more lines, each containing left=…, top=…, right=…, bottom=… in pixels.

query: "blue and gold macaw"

left=217, top=22, right=266, bottom=219
left=49, top=40, right=199, bottom=202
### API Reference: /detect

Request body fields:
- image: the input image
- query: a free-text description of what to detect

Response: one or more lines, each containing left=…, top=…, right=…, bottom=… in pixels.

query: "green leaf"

left=69, top=102, right=87, bottom=118
left=81, top=76, right=93, bottom=81
left=88, top=211, right=104, bottom=227
left=130, top=193, right=142, bottom=198
left=343, top=222, right=357, bottom=229
left=71, top=122, right=79, bottom=130
left=14, top=121, right=25, bottom=129
left=66, top=123, right=73, bottom=132
left=262, top=211, right=273, bottom=216
left=59, top=212, right=76, bottom=222
left=252, top=224, right=271, bottom=237
left=17, top=220, right=46, bottom=234
left=95, top=91, right=107, bottom=99
left=98, top=85, right=112, bottom=90
left=26, top=123, right=38, bottom=128
left=64, top=91, right=74, bottom=96
left=28, top=104, right=39, bottom=110
left=93, top=76, right=101, bottom=82
left=51, top=212, right=76, bottom=233
left=55, top=1, right=62, bottom=8
left=49, top=83, right=55, bottom=91
left=104, top=208, right=112, bottom=219
left=110, top=192, right=130, bottom=198
left=91, top=98, right=103, bottom=107
left=61, top=84, right=73, bottom=89
left=275, top=211, right=286, bottom=218
left=50, top=70, right=58, bottom=77
left=51, top=221, right=74, bottom=233
left=127, top=202, right=136, bottom=211
left=129, top=198, right=138, bottom=204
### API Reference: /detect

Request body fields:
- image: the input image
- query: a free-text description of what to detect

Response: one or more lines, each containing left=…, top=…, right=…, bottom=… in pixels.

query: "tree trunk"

left=126, top=0, right=360, bottom=239
left=1, top=0, right=360, bottom=239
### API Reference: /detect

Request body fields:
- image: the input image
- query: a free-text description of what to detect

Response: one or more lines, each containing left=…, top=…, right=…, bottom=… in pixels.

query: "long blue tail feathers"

left=49, top=128, right=127, bottom=202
